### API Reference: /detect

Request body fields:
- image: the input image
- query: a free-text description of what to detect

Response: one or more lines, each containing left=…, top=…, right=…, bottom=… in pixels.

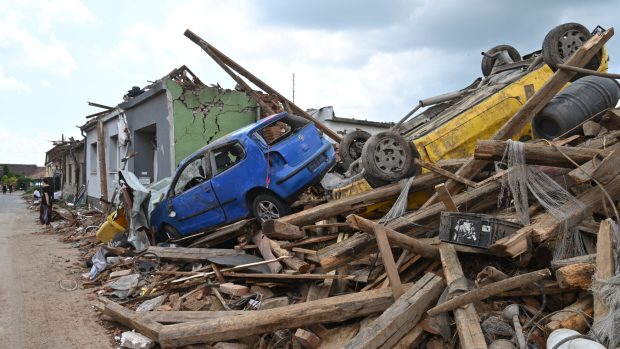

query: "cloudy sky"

left=0, top=0, right=618, bottom=165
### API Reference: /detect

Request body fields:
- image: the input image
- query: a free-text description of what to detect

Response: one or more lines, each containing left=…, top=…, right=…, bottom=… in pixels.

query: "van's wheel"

left=542, top=23, right=601, bottom=79
left=252, top=193, right=290, bottom=223
left=481, top=45, right=521, bottom=77
left=361, top=131, right=414, bottom=185
left=339, top=130, right=371, bottom=171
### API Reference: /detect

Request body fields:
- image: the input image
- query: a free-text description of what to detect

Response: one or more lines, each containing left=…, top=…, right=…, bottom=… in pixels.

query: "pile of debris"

left=46, top=109, right=620, bottom=348
left=40, top=26, right=620, bottom=349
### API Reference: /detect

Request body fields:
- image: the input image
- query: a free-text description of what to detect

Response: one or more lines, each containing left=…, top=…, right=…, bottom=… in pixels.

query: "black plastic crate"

left=438, top=212, right=522, bottom=249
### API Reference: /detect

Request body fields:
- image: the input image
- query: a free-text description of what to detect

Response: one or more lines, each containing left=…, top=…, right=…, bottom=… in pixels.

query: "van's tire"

left=481, top=45, right=521, bottom=77
left=361, top=131, right=414, bottom=184
left=339, top=130, right=371, bottom=171
left=252, top=193, right=290, bottom=224
left=542, top=23, right=601, bottom=79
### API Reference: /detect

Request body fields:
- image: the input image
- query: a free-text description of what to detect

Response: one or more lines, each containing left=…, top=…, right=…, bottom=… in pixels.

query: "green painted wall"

left=166, top=78, right=258, bottom=165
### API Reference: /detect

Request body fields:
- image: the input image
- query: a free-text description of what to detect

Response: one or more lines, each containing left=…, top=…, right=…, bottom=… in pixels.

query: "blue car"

left=150, top=112, right=336, bottom=240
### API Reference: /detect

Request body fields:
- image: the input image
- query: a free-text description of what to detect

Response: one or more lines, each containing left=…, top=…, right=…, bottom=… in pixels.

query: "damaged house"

left=80, top=66, right=266, bottom=207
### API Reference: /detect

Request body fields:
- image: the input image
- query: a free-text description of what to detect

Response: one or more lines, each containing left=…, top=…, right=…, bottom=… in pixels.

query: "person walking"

left=2, top=185, right=6, bottom=195
left=8, top=185, right=12, bottom=195
left=40, top=180, right=52, bottom=226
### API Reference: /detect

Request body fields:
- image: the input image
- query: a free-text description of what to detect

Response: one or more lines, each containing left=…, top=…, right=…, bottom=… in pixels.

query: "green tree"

left=1, top=165, right=10, bottom=177
left=1, top=174, right=7, bottom=184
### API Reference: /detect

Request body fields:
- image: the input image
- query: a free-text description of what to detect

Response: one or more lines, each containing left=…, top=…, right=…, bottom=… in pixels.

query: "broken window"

left=255, top=114, right=309, bottom=146
left=211, top=142, right=245, bottom=176
left=173, top=155, right=210, bottom=196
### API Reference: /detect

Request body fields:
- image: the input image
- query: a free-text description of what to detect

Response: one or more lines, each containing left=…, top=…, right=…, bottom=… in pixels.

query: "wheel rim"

left=257, top=200, right=280, bottom=221
left=557, top=30, right=588, bottom=60
left=372, top=138, right=406, bottom=174
left=348, top=138, right=366, bottom=159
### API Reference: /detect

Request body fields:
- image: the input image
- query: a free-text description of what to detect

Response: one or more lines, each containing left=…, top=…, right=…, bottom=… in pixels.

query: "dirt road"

left=0, top=193, right=112, bottom=349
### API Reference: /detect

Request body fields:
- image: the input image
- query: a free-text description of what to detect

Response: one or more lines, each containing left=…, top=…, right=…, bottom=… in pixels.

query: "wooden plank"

left=420, top=28, right=614, bottom=209
left=147, top=246, right=245, bottom=263
left=344, top=273, right=444, bottom=349
left=594, top=219, right=615, bottom=322
left=270, top=172, right=443, bottom=227
left=427, top=268, right=550, bottom=316
left=415, top=159, right=478, bottom=188
left=435, top=183, right=459, bottom=212
left=280, top=235, right=338, bottom=249
left=222, top=272, right=353, bottom=281
left=262, top=220, right=306, bottom=240
left=373, top=224, right=403, bottom=299
left=438, top=244, right=487, bottom=349
left=159, top=284, right=413, bottom=347
left=316, top=233, right=376, bottom=272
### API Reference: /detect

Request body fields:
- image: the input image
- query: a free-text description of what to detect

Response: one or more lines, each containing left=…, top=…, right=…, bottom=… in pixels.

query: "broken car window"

left=212, top=142, right=245, bottom=176
left=256, top=114, right=309, bottom=146
left=174, top=155, right=210, bottom=195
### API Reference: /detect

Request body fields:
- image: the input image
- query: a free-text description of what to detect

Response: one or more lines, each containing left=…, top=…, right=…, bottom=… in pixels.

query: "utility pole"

left=292, top=73, right=295, bottom=104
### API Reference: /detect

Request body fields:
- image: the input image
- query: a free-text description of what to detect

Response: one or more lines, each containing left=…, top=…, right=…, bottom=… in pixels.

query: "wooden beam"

left=262, top=220, right=306, bottom=240
left=434, top=183, right=459, bottom=212
left=438, top=244, right=487, bottom=348
left=420, top=28, right=614, bottom=209
left=474, top=140, right=605, bottom=167
left=556, top=263, right=595, bottom=289
left=158, top=285, right=412, bottom=346
left=143, top=310, right=247, bottom=324
left=373, top=224, right=403, bottom=299
left=427, top=268, right=551, bottom=316
left=316, top=233, right=376, bottom=272
left=96, top=116, right=109, bottom=212
left=594, top=219, right=615, bottom=322
left=270, top=172, right=443, bottom=227
left=183, top=29, right=342, bottom=142
left=344, top=273, right=445, bottom=349
left=101, top=298, right=163, bottom=341
left=415, top=159, right=478, bottom=188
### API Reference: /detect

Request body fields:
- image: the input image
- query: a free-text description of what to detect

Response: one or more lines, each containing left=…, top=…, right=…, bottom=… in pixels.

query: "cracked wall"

left=166, top=78, right=258, bottom=165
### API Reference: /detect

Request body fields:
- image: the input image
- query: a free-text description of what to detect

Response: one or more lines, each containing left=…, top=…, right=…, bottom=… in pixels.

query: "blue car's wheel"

left=252, top=193, right=290, bottom=223
left=155, top=224, right=182, bottom=243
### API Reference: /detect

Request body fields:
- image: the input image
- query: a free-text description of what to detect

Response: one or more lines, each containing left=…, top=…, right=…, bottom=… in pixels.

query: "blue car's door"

left=169, top=153, right=226, bottom=234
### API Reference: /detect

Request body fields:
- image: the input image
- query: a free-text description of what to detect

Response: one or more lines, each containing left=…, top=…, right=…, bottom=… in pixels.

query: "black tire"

left=364, top=143, right=420, bottom=188
left=252, top=192, right=290, bottom=224
left=156, top=224, right=182, bottom=243
left=481, top=45, right=521, bottom=77
left=339, top=130, right=371, bottom=171
left=542, top=23, right=601, bottom=78
left=361, top=131, right=414, bottom=184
